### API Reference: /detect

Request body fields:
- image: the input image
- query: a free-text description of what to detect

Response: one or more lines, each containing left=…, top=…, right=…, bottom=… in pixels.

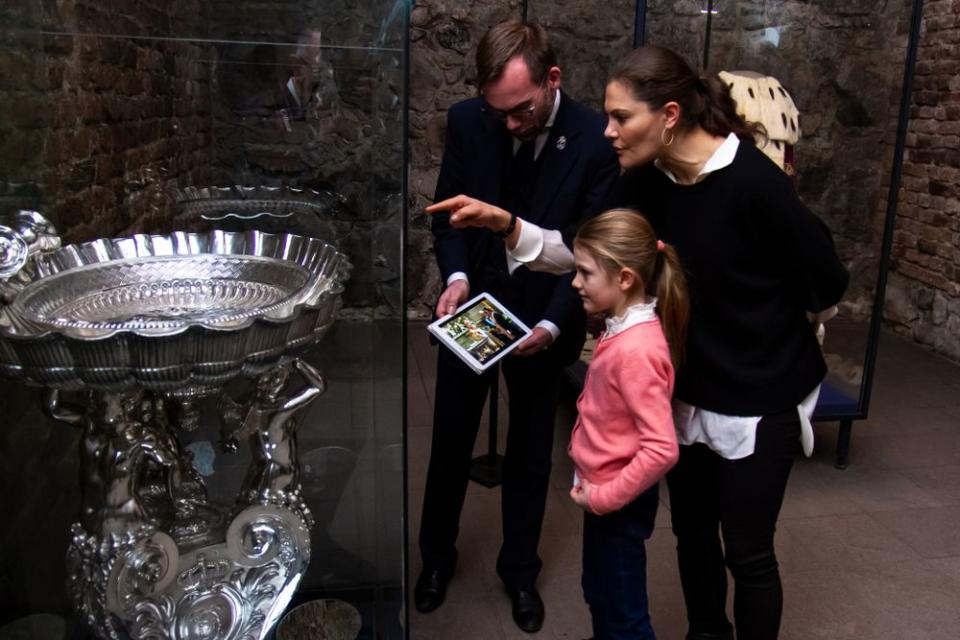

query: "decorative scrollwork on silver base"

left=67, top=523, right=178, bottom=640
left=52, top=359, right=325, bottom=640
left=66, top=466, right=313, bottom=640
left=123, top=534, right=310, bottom=640
left=226, top=505, right=311, bottom=570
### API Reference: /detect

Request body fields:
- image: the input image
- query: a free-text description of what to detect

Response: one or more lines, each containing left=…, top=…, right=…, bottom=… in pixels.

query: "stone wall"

left=406, top=0, right=635, bottom=316
left=885, top=0, right=960, bottom=359
left=0, top=0, right=214, bottom=243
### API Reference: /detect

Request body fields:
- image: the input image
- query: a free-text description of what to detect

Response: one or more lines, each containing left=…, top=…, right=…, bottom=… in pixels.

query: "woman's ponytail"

left=697, top=75, right=766, bottom=145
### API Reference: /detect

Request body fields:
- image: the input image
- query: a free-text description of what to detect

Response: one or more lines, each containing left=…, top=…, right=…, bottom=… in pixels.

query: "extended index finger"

left=425, top=194, right=470, bottom=214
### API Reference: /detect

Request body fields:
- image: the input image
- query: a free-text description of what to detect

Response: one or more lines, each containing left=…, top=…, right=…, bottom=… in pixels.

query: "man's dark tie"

left=511, top=140, right=537, bottom=185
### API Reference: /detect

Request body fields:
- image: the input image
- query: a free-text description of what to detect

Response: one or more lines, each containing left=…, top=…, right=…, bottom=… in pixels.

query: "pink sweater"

left=569, top=319, right=680, bottom=515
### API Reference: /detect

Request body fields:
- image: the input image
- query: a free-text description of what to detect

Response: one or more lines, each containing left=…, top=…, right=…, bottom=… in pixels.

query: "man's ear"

left=546, top=65, right=561, bottom=90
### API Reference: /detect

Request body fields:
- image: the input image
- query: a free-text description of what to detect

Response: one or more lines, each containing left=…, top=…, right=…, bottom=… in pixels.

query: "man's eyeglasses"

left=482, top=101, right=537, bottom=121
left=481, top=81, right=548, bottom=121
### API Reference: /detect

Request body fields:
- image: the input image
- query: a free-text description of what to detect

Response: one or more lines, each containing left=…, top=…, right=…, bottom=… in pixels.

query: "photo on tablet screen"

left=428, top=293, right=531, bottom=373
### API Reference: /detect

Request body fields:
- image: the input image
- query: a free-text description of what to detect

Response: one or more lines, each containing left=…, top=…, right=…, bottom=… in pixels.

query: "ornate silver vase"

left=0, top=211, right=351, bottom=640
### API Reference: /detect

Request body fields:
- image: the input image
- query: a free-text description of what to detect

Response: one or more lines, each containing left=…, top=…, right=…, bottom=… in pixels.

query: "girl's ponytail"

left=654, top=243, right=689, bottom=369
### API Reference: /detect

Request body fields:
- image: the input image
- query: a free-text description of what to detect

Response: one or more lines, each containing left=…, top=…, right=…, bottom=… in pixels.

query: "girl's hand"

left=570, top=478, right=593, bottom=511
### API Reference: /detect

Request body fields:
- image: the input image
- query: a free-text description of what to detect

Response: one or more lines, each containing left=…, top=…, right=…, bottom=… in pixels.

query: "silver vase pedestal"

left=0, top=212, right=351, bottom=640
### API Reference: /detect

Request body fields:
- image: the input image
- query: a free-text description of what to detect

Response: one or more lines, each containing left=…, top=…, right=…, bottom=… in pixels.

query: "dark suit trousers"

left=419, top=345, right=563, bottom=590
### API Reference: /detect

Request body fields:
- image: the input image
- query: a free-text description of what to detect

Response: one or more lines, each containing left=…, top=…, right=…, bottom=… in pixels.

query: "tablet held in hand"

left=427, top=292, right=532, bottom=374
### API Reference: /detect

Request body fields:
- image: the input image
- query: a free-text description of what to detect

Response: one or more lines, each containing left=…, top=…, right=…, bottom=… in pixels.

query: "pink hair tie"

left=656, top=239, right=666, bottom=252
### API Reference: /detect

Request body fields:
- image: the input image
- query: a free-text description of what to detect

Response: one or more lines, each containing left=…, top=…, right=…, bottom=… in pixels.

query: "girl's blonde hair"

left=575, top=209, right=690, bottom=367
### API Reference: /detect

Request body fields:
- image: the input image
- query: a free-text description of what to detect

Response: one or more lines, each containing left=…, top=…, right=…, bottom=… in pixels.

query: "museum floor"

left=406, top=323, right=960, bottom=640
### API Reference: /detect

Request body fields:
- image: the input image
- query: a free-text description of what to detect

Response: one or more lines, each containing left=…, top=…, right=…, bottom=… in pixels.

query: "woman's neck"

left=658, top=126, right=727, bottom=185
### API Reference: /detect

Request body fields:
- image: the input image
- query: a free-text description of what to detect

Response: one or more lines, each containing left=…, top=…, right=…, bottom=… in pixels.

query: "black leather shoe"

left=414, top=567, right=450, bottom=613
left=506, top=586, right=544, bottom=633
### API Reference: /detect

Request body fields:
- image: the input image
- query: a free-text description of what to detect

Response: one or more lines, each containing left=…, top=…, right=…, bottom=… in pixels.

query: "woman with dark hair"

left=597, top=46, right=848, bottom=640
left=433, top=45, right=848, bottom=640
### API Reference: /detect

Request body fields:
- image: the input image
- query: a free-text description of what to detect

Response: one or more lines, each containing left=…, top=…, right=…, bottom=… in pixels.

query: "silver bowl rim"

left=2, top=229, right=351, bottom=341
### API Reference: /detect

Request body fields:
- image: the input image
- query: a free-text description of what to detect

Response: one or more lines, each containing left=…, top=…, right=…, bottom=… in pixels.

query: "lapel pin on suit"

left=556, top=136, right=567, bottom=151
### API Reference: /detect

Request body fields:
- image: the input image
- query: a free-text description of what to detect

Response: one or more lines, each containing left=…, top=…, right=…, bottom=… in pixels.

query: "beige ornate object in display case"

left=719, top=70, right=801, bottom=175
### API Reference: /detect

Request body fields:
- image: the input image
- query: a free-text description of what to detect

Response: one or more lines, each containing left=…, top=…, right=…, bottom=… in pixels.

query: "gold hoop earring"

left=660, top=127, right=675, bottom=146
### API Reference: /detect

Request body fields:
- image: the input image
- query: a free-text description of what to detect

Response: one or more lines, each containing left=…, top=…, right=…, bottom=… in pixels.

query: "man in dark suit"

left=417, top=20, right=619, bottom=633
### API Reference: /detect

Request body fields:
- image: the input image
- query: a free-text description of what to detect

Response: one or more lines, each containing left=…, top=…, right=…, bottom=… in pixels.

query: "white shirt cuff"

left=505, top=221, right=575, bottom=276
left=506, top=220, right=545, bottom=274
left=536, top=320, right=561, bottom=341
left=797, top=384, right=821, bottom=458
left=446, top=272, right=469, bottom=288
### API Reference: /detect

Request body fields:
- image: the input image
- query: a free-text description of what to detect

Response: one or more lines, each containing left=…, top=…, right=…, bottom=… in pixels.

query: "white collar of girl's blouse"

left=604, top=298, right=658, bottom=338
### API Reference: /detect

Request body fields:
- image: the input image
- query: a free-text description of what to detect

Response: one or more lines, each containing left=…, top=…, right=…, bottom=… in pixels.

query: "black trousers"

left=666, top=409, right=800, bottom=640
left=418, top=345, right=562, bottom=590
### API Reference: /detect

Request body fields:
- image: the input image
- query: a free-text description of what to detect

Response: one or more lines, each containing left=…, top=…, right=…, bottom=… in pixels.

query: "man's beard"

left=513, top=112, right=549, bottom=141
left=513, top=88, right=555, bottom=140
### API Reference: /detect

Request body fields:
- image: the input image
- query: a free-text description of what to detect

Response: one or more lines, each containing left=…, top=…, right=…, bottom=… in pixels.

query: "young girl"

left=568, top=208, right=688, bottom=640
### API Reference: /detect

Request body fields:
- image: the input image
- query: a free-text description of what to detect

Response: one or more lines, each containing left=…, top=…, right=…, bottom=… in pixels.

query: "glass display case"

left=0, top=0, right=408, bottom=638
left=638, top=0, right=923, bottom=467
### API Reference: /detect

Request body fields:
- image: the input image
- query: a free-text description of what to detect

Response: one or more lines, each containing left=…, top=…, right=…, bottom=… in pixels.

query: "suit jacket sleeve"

left=431, top=108, right=471, bottom=282
left=541, top=143, right=620, bottom=328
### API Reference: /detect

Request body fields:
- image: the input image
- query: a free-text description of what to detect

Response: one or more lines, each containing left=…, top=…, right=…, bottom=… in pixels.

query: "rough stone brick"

left=885, top=1, right=960, bottom=360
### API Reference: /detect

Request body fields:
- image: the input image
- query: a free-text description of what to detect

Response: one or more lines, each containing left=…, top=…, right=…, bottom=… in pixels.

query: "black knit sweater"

left=606, top=141, right=849, bottom=416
